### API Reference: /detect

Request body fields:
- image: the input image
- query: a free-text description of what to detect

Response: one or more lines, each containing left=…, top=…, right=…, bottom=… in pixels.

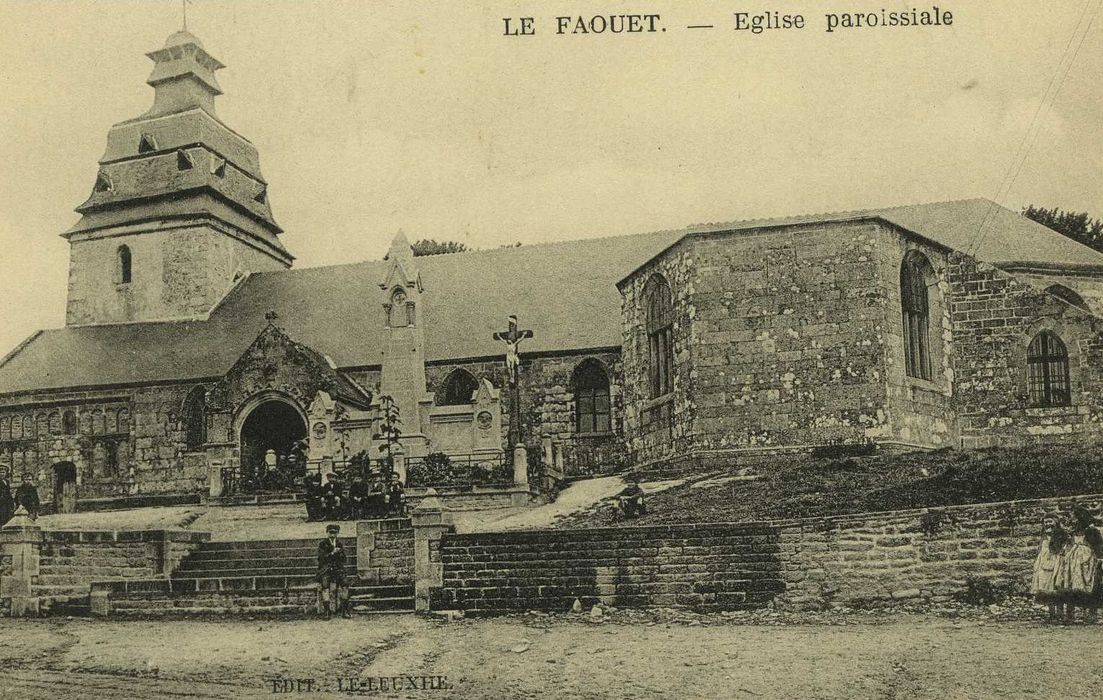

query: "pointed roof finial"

left=182, top=0, right=190, bottom=31
left=265, top=309, right=279, bottom=326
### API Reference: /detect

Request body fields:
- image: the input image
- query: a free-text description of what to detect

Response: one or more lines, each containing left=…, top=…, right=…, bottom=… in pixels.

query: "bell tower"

left=63, top=30, right=294, bottom=326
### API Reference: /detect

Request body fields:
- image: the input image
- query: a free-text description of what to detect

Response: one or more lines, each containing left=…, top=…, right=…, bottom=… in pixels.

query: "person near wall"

left=1055, top=506, right=1103, bottom=623
left=1031, top=513, right=1070, bottom=621
left=303, top=472, right=323, bottom=522
left=388, top=477, right=406, bottom=517
left=348, top=473, right=370, bottom=520
left=617, top=478, right=646, bottom=519
left=14, top=474, right=40, bottom=521
left=0, top=467, right=15, bottom=526
left=317, top=523, right=351, bottom=619
left=321, top=472, right=343, bottom=520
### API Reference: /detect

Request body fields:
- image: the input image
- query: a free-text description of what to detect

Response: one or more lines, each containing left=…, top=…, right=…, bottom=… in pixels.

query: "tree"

left=373, top=395, right=402, bottom=477
left=411, top=239, right=468, bottom=257
left=1023, top=205, right=1103, bottom=252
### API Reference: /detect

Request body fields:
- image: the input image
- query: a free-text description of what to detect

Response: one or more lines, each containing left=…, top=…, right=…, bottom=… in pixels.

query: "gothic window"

left=177, top=150, right=194, bottom=171
left=138, top=133, right=157, bottom=153
left=1045, top=285, right=1090, bottom=312
left=573, top=360, right=611, bottom=434
left=1028, top=332, right=1071, bottom=407
left=645, top=274, right=675, bottom=398
left=184, top=387, right=207, bottom=451
left=901, top=253, right=933, bottom=380
left=1, top=417, right=9, bottom=441
left=104, top=441, right=120, bottom=478
left=92, top=410, right=105, bottom=435
left=10, top=416, right=21, bottom=440
left=21, top=416, right=33, bottom=439
left=439, top=369, right=479, bottom=406
left=117, top=245, right=133, bottom=284
left=35, top=413, right=48, bottom=437
left=48, top=411, right=61, bottom=434
left=62, top=410, right=77, bottom=435
left=117, top=409, right=130, bottom=434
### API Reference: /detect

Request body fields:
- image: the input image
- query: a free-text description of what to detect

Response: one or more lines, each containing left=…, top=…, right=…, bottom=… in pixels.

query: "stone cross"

left=265, top=309, right=279, bottom=325
left=493, top=315, right=533, bottom=448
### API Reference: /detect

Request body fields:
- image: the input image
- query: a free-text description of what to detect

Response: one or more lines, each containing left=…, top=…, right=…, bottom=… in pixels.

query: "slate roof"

left=1, top=198, right=1098, bottom=395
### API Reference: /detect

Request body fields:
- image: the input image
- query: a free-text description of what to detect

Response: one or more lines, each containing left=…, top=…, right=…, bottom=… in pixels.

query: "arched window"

left=184, top=387, right=207, bottom=451
left=645, top=275, right=675, bottom=398
left=439, top=369, right=479, bottom=406
left=117, top=245, right=132, bottom=284
left=573, top=360, right=611, bottom=434
left=1028, top=332, right=1071, bottom=407
left=21, top=416, right=33, bottom=439
left=901, top=254, right=933, bottom=380
left=62, top=410, right=77, bottom=435
left=104, top=441, right=120, bottom=477
left=48, top=411, right=61, bottom=434
left=1045, top=285, right=1090, bottom=312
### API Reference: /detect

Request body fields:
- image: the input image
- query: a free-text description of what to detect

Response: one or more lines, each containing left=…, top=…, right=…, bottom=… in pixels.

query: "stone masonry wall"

left=356, top=518, right=414, bottom=585
left=0, top=382, right=211, bottom=506
left=436, top=524, right=785, bottom=615
left=875, top=225, right=957, bottom=449
left=776, top=493, right=1103, bottom=610
left=433, top=493, right=1103, bottom=615
left=948, top=255, right=1103, bottom=447
left=424, top=352, right=624, bottom=474
left=33, top=529, right=209, bottom=602
left=621, top=221, right=901, bottom=467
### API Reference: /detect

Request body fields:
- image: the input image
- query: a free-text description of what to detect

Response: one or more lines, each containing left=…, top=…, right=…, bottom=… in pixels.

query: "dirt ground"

left=1, top=612, right=1100, bottom=700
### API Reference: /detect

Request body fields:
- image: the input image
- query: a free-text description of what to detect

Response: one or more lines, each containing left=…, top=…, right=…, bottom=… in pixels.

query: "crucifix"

left=493, top=315, right=533, bottom=448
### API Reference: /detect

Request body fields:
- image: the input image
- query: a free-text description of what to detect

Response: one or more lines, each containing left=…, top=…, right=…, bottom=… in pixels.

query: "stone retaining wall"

left=775, top=493, right=1103, bottom=609
left=434, top=523, right=785, bottom=614
left=433, top=493, right=1103, bottom=615
left=1, top=523, right=208, bottom=615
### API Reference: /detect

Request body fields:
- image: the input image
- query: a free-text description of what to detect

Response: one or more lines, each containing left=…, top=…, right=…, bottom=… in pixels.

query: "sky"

left=0, top=0, right=1100, bottom=356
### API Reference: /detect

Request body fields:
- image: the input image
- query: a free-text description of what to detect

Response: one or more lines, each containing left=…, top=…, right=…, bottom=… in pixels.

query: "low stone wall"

left=407, top=485, right=534, bottom=511
left=432, top=493, right=1103, bottom=615
left=775, top=494, right=1103, bottom=610
left=1, top=520, right=209, bottom=615
left=435, top=524, right=785, bottom=614
left=356, top=518, right=414, bottom=584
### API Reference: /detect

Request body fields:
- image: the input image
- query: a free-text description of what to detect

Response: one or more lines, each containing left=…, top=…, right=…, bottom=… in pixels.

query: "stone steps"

left=93, top=536, right=415, bottom=618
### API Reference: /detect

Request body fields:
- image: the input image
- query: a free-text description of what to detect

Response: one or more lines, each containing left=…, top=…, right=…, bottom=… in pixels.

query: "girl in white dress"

left=1031, top=514, right=1069, bottom=621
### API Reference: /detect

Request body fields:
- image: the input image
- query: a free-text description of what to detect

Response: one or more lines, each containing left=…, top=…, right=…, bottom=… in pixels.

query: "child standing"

left=1032, top=514, right=1070, bottom=621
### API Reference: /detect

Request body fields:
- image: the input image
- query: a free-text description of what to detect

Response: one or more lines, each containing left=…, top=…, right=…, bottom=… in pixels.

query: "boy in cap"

left=317, top=523, right=351, bottom=618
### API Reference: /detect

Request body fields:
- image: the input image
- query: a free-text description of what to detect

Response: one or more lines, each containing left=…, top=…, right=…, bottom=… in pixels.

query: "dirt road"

left=0, top=613, right=1098, bottom=699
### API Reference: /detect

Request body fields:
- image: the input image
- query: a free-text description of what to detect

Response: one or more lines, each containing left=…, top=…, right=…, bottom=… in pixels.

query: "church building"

left=3, top=31, right=1103, bottom=511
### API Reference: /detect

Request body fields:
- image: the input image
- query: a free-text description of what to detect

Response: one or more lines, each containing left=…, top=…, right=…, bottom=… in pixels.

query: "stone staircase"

left=91, top=537, right=415, bottom=617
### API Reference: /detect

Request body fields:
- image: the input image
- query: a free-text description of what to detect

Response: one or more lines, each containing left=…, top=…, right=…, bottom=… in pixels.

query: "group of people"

left=1031, top=505, right=1103, bottom=622
left=303, top=470, right=406, bottom=522
left=0, top=469, right=41, bottom=526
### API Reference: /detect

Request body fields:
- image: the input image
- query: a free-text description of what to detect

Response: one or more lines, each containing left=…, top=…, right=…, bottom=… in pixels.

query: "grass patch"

left=555, top=444, right=1103, bottom=528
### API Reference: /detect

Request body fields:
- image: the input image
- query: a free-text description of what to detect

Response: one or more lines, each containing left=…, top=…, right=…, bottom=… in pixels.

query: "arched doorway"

left=53, top=462, right=77, bottom=514
left=237, top=399, right=308, bottom=492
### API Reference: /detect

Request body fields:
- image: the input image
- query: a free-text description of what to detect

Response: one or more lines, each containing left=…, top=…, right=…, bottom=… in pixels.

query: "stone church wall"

left=621, top=221, right=899, bottom=468
left=875, top=226, right=957, bottom=449
left=948, top=255, right=1103, bottom=447
left=0, top=382, right=209, bottom=507
left=424, top=353, right=625, bottom=474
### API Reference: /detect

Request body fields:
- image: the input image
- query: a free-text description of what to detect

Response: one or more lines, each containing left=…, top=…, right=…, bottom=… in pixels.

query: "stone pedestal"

left=410, top=490, right=454, bottom=612
left=512, top=444, right=528, bottom=487
left=0, top=507, right=44, bottom=617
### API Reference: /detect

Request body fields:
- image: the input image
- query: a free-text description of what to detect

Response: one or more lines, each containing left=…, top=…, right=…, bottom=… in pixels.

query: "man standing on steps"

left=317, top=524, right=351, bottom=619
